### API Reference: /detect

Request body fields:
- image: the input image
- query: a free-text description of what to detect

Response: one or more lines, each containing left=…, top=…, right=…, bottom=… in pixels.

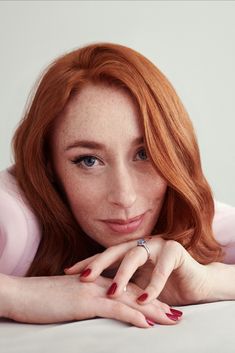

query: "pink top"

left=0, top=167, right=41, bottom=276
left=0, top=167, right=235, bottom=276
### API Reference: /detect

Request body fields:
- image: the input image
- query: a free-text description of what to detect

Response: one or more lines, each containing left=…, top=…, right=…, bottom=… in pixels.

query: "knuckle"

left=88, top=257, right=101, bottom=268
left=164, top=239, right=177, bottom=248
left=127, top=248, right=138, bottom=259
left=115, top=268, right=127, bottom=279
left=133, top=311, right=145, bottom=323
left=90, top=252, right=109, bottom=268
left=152, top=236, right=164, bottom=247
left=125, top=282, right=139, bottom=295
left=165, top=240, right=182, bottom=253
left=127, top=248, right=145, bottom=266
left=147, top=283, right=158, bottom=294
left=105, top=246, right=115, bottom=255
left=111, top=301, right=126, bottom=316
left=152, top=267, right=167, bottom=281
left=155, top=236, right=165, bottom=245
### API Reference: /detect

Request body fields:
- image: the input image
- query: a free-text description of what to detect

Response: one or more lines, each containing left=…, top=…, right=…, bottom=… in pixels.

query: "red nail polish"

left=107, top=282, right=117, bottom=295
left=80, top=268, right=91, bottom=277
left=170, top=308, right=183, bottom=317
left=166, top=313, right=179, bottom=321
left=137, top=293, right=148, bottom=302
left=146, top=318, right=155, bottom=326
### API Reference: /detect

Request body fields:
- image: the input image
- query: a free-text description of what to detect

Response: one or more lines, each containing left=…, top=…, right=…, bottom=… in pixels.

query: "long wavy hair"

left=11, top=42, right=224, bottom=276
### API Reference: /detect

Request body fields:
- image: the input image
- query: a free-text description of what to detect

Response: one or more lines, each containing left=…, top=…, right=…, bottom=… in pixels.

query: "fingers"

left=95, top=298, right=152, bottom=328
left=82, top=276, right=181, bottom=326
left=134, top=300, right=182, bottom=325
left=97, top=290, right=182, bottom=327
left=66, top=237, right=185, bottom=326
left=64, top=254, right=98, bottom=275
left=118, top=282, right=183, bottom=325
left=137, top=241, right=185, bottom=304
left=70, top=242, right=135, bottom=281
left=106, top=246, right=150, bottom=297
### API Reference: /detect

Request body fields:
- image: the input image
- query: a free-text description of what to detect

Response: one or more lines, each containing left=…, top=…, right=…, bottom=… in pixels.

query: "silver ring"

left=137, top=239, right=151, bottom=260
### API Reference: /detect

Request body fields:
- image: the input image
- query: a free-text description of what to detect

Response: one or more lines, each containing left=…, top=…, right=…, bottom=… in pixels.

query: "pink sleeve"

left=213, top=201, right=235, bottom=264
left=0, top=186, right=41, bottom=276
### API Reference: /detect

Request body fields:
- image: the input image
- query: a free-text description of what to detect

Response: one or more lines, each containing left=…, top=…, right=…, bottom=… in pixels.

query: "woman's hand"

left=65, top=237, right=212, bottom=307
left=0, top=273, right=181, bottom=327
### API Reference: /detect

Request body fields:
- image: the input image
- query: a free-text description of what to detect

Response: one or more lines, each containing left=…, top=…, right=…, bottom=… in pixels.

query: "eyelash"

left=71, top=148, right=149, bottom=169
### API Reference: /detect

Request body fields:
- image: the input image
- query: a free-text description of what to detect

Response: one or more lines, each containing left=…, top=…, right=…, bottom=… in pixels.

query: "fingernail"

left=80, top=268, right=92, bottom=277
left=146, top=317, right=155, bottom=326
left=137, top=293, right=148, bottom=302
left=170, top=308, right=183, bottom=317
left=107, top=282, right=117, bottom=295
left=166, top=313, right=179, bottom=321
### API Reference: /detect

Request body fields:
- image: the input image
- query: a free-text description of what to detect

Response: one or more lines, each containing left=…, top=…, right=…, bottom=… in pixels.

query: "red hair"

left=11, top=42, right=224, bottom=276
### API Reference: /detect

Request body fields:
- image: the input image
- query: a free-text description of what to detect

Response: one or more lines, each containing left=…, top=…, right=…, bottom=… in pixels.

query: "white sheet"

left=1, top=301, right=234, bottom=353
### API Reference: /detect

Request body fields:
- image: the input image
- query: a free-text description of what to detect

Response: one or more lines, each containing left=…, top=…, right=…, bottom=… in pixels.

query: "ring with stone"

left=137, top=238, right=151, bottom=260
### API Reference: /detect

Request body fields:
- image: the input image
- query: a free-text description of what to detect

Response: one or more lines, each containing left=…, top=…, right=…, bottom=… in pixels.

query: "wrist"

left=206, top=262, right=235, bottom=302
left=0, top=273, right=16, bottom=318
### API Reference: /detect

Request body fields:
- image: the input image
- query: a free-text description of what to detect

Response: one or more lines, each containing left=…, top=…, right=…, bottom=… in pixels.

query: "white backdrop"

left=0, top=0, right=234, bottom=205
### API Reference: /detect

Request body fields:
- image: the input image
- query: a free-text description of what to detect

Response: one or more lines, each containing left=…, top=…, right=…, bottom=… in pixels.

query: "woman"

left=0, top=42, right=235, bottom=328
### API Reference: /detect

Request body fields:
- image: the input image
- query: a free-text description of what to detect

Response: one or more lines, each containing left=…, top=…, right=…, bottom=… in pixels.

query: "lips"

left=103, top=213, right=145, bottom=234
left=104, top=213, right=145, bottom=225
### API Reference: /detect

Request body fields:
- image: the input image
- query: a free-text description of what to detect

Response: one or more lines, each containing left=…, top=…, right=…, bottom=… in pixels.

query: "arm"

left=0, top=271, right=180, bottom=327
left=0, top=187, right=41, bottom=276
left=206, top=201, right=235, bottom=301
left=213, top=201, right=235, bottom=264
left=0, top=273, right=11, bottom=318
left=206, top=262, right=235, bottom=301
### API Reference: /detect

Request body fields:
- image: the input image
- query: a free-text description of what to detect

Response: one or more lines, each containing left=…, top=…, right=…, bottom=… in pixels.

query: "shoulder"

left=213, top=200, right=235, bottom=264
left=0, top=167, right=41, bottom=276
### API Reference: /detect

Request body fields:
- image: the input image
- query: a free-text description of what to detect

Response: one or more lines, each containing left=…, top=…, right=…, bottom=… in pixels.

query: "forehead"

left=53, top=83, right=143, bottom=145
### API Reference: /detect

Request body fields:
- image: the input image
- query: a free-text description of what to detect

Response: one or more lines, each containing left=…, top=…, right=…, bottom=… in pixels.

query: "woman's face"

left=51, top=83, right=167, bottom=248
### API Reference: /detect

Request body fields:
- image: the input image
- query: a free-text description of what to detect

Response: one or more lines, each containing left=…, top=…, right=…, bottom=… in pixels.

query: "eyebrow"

left=65, top=136, right=144, bottom=151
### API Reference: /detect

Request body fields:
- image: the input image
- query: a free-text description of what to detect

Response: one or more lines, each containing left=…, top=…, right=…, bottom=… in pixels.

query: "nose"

left=107, top=164, right=137, bottom=208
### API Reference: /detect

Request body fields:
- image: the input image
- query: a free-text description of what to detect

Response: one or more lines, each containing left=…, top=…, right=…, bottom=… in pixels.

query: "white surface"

left=1, top=301, right=235, bottom=353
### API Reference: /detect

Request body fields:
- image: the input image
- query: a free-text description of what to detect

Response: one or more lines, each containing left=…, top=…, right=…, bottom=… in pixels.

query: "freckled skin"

left=50, top=83, right=167, bottom=248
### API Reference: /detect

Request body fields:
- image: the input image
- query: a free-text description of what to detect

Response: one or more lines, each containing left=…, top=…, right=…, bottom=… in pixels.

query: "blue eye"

left=137, top=148, right=148, bottom=160
left=72, top=155, right=98, bottom=168
left=72, top=148, right=148, bottom=169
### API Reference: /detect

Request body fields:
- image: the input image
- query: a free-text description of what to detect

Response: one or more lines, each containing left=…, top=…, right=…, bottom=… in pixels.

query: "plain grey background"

left=0, top=0, right=234, bottom=205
